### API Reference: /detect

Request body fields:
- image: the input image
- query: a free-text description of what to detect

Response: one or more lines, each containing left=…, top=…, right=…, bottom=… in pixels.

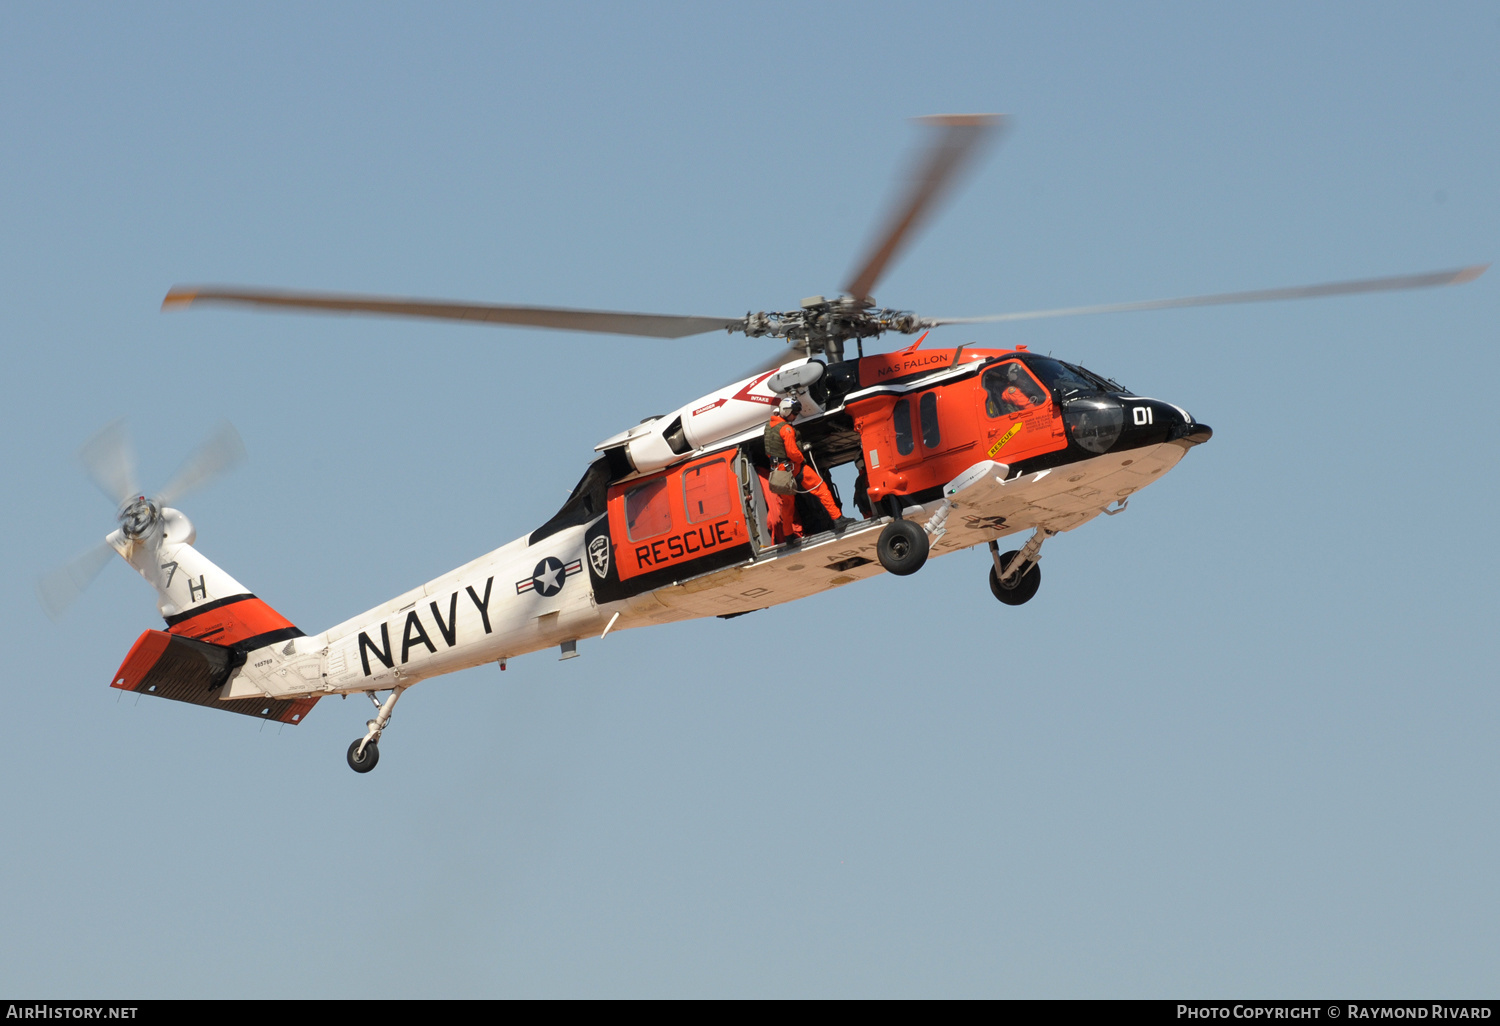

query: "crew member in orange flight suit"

left=1001, top=362, right=1042, bottom=411
left=988, top=362, right=1045, bottom=416
left=1001, top=383, right=1037, bottom=410
left=765, top=396, right=856, bottom=537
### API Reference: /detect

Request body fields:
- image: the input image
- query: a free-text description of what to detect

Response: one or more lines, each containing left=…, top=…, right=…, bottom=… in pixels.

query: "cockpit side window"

left=983, top=361, right=1049, bottom=417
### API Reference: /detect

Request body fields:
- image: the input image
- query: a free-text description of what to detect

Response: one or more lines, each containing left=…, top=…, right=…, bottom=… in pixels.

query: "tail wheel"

left=877, top=519, right=930, bottom=576
left=347, top=738, right=380, bottom=773
left=989, top=553, right=1040, bottom=605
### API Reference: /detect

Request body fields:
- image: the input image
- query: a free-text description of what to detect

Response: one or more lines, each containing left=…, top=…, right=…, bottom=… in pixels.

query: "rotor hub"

left=119, top=496, right=160, bottom=539
left=739, top=296, right=924, bottom=362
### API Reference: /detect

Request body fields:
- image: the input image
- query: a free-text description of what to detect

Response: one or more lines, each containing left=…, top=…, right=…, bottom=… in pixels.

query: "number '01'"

left=1132, top=407, right=1154, bottom=426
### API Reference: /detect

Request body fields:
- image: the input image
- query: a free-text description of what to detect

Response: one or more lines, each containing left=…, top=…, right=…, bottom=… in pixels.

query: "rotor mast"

left=741, top=112, right=1004, bottom=365
left=739, top=295, right=924, bottom=364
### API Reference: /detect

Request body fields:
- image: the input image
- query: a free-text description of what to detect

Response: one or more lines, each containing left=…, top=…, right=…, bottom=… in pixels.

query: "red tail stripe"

left=167, top=596, right=296, bottom=647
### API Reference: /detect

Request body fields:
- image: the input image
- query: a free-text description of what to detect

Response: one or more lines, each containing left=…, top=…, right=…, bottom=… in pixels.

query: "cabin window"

left=983, top=361, right=1049, bottom=417
left=893, top=399, right=914, bottom=455
left=624, top=477, right=673, bottom=541
left=919, top=392, right=941, bottom=449
left=682, top=459, right=734, bottom=524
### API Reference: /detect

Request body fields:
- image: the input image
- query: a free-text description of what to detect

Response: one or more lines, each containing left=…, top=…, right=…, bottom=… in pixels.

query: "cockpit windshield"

left=1019, top=355, right=1126, bottom=396
left=1072, top=362, right=1126, bottom=393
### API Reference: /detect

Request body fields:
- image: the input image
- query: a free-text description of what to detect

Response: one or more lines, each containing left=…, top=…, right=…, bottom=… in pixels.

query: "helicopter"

left=40, top=114, right=1486, bottom=773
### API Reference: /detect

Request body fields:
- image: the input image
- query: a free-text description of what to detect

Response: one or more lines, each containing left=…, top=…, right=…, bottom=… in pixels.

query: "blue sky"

left=2, top=1, right=1496, bottom=997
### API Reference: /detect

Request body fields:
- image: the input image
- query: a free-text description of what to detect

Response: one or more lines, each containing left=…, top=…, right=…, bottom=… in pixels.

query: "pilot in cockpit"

left=987, top=361, right=1048, bottom=416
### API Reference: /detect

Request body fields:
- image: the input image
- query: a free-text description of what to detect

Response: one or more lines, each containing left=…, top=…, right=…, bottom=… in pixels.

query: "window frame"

left=681, top=457, right=735, bottom=525
left=623, top=476, right=674, bottom=542
left=919, top=391, right=941, bottom=449
left=982, top=361, right=1050, bottom=418
left=893, top=398, right=914, bottom=455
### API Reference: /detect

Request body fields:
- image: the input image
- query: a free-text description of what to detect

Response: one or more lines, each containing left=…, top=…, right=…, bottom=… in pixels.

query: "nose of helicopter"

left=1165, top=404, right=1212, bottom=446
left=1061, top=395, right=1211, bottom=454
left=1159, top=401, right=1212, bottom=445
left=1119, top=398, right=1212, bottom=449
left=1181, top=420, right=1213, bottom=445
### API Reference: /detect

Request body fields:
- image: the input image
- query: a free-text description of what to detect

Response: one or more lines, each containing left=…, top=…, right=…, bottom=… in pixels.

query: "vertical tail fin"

left=109, top=506, right=320, bottom=724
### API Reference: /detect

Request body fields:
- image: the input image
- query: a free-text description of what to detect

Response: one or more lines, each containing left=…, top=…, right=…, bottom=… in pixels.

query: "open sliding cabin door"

left=734, top=448, right=773, bottom=554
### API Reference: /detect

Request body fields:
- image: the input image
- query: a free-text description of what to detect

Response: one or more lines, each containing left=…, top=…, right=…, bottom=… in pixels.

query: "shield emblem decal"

left=588, top=535, right=610, bottom=578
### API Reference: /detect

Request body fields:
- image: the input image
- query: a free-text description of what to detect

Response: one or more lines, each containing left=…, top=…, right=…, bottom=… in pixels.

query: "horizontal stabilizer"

left=111, top=630, right=318, bottom=725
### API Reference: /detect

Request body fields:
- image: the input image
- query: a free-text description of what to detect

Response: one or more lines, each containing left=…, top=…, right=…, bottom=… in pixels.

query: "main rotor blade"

left=844, top=113, right=1005, bottom=304
left=928, top=265, right=1489, bottom=326
left=78, top=418, right=139, bottom=508
left=37, top=541, right=116, bottom=620
left=156, top=421, right=246, bottom=509
left=164, top=286, right=746, bottom=340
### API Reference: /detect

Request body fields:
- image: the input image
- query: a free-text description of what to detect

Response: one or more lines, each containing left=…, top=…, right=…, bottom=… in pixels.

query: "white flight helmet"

left=777, top=396, right=802, bottom=419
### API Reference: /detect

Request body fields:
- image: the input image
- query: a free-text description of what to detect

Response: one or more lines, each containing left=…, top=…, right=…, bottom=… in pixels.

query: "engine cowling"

left=595, top=359, right=824, bottom=474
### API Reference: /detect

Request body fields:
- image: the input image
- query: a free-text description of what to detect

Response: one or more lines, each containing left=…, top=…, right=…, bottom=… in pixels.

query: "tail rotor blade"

left=37, top=541, right=117, bottom=620
left=156, top=422, right=246, bottom=508
left=78, top=418, right=139, bottom=508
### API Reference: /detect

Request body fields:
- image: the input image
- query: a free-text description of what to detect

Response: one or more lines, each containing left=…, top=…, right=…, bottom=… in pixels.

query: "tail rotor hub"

left=118, top=496, right=161, bottom=539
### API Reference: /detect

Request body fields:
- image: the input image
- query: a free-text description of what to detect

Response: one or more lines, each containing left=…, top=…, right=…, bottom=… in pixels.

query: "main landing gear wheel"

left=347, top=738, right=380, bottom=773
left=989, top=552, right=1041, bottom=606
left=346, top=685, right=407, bottom=773
left=877, top=518, right=929, bottom=576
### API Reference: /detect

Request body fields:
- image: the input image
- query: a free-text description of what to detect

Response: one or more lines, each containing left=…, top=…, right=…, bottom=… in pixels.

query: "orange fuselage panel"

left=607, top=452, right=752, bottom=582
left=851, top=349, right=1067, bottom=502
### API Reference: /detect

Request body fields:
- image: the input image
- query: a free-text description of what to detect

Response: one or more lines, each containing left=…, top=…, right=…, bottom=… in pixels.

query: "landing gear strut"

left=347, top=685, right=406, bottom=773
left=988, top=529, right=1051, bottom=606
